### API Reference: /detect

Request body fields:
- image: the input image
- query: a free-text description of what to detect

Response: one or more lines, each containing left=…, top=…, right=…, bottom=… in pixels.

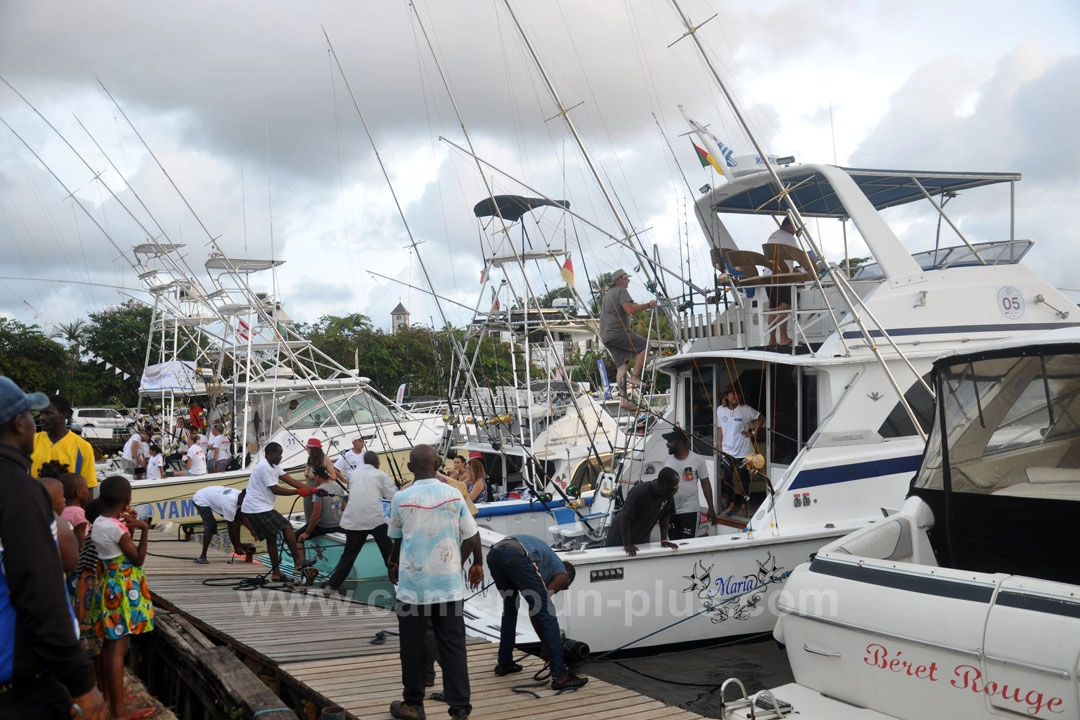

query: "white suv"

left=71, top=407, right=131, bottom=430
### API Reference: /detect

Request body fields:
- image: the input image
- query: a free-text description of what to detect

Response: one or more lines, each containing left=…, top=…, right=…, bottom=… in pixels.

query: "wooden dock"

left=142, top=531, right=705, bottom=719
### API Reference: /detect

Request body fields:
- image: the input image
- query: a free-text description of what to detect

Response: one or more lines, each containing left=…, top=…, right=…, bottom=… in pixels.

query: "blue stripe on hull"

left=842, top=322, right=1079, bottom=339
left=788, top=455, right=922, bottom=490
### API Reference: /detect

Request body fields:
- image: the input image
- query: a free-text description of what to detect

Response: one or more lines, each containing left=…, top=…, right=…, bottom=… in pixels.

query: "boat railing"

left=678, top=275, right=880, bottom=350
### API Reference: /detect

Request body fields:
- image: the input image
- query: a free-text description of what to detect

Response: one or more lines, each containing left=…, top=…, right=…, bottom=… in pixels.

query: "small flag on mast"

left=560, top=256, right=574, bottom=285
left=692, top=141, right=725, bottom=176
left=490, top=287, right=500, bottom=314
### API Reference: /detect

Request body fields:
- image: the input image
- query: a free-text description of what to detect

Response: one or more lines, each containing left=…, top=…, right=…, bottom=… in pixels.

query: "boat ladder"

left=719, top=678, right=793, bottom=719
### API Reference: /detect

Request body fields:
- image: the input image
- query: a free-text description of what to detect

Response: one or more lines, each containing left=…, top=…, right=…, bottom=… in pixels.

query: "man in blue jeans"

left=487, top=534, right=587, bottom=691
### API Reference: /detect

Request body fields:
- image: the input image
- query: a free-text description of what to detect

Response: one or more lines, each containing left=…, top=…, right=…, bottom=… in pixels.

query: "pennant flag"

left=692, top=140, right=725, bottom=176
left=395, top=383, right=406, bottom=405
left=560, top=256, right=575, bottom=285
left=480, top=265, right=487, bottom=285
left=238, top=319, right=250, bottom=341
left=490, top=287, right=501, bottom=314
left=680, top=105, right=738, bottom=180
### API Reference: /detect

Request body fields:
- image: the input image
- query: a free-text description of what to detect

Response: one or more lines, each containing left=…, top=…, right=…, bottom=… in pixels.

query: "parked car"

left=70, top=407, right=133, bottom=440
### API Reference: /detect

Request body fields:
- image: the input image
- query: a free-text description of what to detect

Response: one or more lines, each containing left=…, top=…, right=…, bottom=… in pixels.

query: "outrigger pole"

left=666, top=0, right=931, bottom=439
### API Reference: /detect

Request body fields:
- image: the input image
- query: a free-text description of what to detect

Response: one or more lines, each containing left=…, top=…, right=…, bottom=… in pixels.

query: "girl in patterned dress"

left=90, top=476, right=155, bottom=720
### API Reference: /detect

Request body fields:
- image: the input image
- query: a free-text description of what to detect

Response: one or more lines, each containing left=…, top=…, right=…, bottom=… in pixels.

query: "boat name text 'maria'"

left=864, top=643, right=1063, bottom=715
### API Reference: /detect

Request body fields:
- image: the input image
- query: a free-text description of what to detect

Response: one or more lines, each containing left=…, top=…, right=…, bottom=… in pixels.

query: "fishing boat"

left=716, top=327, right=1080, bottom=719
left=465, top=157, right=1080, bottom=654
left=122, top=241, right=444, bottom=524
left=440, top=195, right=633, bottom=539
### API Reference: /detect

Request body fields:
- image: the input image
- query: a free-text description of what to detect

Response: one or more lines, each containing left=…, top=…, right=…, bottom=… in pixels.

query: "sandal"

left=193, top=557, right=209, bottom=565
left=494, top=662, right=523, bottom=676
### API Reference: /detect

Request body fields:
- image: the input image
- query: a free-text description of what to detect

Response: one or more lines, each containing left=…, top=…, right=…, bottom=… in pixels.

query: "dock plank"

left=143, top=529, right=705, bottom=719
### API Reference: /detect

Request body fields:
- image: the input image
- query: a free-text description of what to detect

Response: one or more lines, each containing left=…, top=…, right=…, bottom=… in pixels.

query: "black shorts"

left=669, top=512, right=699, bottom=539
left=245, top=510, right=288, bottom=540
left=766, top=284, right=791, bottom=307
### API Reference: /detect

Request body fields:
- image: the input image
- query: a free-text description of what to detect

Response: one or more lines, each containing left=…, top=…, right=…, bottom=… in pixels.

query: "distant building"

left=391, top=302, right=409, bottom=333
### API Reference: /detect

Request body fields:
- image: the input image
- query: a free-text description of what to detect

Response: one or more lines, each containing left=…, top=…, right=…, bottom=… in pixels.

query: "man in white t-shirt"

left=207, top=425, right=232, bottom=473
left=333, top=436, right=368, bottom=481
left=322, top=451, right=396, bottom=594
left=192, top=485, right=250, bottom=564
left=765, top=217, right=800, bottom=345
left=240, top=441, right=317, bottom=581
left=121, top=430, right=149, bottom=476
left=662, top=426, right=716, bottom=539
left=715, top=386, right=764, bottom=516
left=185, top=440, right=207, bottom=475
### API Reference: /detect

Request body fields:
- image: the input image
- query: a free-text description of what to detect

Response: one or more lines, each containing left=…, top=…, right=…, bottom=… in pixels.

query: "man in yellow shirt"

left=31, top=396, right=98, bottom=495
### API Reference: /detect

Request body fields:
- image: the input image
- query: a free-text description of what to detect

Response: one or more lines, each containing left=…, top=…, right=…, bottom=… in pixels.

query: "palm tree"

left=589, top=272, right=615, bottom=315
left=53, top=319, right=88, bottom=349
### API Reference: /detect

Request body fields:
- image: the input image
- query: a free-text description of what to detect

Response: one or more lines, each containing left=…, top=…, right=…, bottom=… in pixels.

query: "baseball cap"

left=611, top=268, right=629, bottom=282
left=305, top=438, right=323, bottom=449
left=0, top=376, right=50, bottom=425
left=661, top=426, right=691, bottom=445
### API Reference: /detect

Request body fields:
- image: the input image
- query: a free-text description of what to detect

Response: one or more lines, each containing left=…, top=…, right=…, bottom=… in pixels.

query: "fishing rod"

left=667, top=0, right=933, bottom=440
left=405, top=2, right=627, bottom=478
left=439, top=136, right=714, bottom=301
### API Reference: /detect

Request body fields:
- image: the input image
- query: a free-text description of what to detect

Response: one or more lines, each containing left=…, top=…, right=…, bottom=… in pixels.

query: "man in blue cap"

left=0, top=376, right=107, bottom=719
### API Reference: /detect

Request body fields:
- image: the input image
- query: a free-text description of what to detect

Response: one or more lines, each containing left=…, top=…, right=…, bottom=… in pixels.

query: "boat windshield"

left=247, top=388, right=398, bottom=437
left=914, top=348, right=1080, bottom=496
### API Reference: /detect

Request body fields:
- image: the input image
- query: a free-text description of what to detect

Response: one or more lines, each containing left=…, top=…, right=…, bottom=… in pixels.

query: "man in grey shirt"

left=599, top=268, right=657, bottom=404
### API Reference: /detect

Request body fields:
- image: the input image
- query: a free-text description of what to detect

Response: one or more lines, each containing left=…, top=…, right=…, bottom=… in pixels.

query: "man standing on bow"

left=387, top=444, right=482, bottom=720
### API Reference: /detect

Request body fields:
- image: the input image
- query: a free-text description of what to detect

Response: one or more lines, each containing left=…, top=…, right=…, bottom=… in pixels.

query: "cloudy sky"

left=1, top=0, right=1077, bottom=348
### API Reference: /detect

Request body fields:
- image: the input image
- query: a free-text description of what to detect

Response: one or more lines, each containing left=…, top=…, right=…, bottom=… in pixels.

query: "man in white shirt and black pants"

left=715, top=386, right=763, bottom=516
left=321, top=450, right=396, bottom=595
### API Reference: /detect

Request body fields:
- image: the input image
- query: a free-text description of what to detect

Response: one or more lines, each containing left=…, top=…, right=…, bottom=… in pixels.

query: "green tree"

left=83, top=300, right=155, bottom=406
left=0, top=318, right=68, bottom=396
left=52, top=319, right=88, bottom=347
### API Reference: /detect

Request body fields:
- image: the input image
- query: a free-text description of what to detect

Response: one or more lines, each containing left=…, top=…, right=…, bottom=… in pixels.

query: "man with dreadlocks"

left=716, top=385, right=764, bottom=516
left=599, top=268, right=657, bottom=408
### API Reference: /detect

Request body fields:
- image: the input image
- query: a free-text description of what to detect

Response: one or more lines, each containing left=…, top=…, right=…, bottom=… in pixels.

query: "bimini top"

left=703, top=166, right=1021, bottom=218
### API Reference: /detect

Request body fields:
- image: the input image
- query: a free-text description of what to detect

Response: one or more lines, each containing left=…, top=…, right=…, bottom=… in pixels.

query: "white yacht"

left=718, top=327, right=1080, bottom=719
left=467, top=161, right=1080, bottom=654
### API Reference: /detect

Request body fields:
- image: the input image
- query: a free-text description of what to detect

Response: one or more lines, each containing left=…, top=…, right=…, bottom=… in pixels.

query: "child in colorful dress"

left=69, top=499, right=106, bottom=684
left=91, top=476, right=155, bottom=720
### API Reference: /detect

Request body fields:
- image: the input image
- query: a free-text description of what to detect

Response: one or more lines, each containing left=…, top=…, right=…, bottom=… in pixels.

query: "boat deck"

left=144, top=531, right=705, bottom=719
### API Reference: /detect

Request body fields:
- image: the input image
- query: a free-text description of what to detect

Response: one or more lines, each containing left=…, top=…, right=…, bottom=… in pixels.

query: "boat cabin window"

left=297, top=393, right=397, bottom=428
left=915, top=352, right=1080, bottom=496
left=911, top=349, right=1080, bottom=583
left=877, top=373, right=934, bottom=439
